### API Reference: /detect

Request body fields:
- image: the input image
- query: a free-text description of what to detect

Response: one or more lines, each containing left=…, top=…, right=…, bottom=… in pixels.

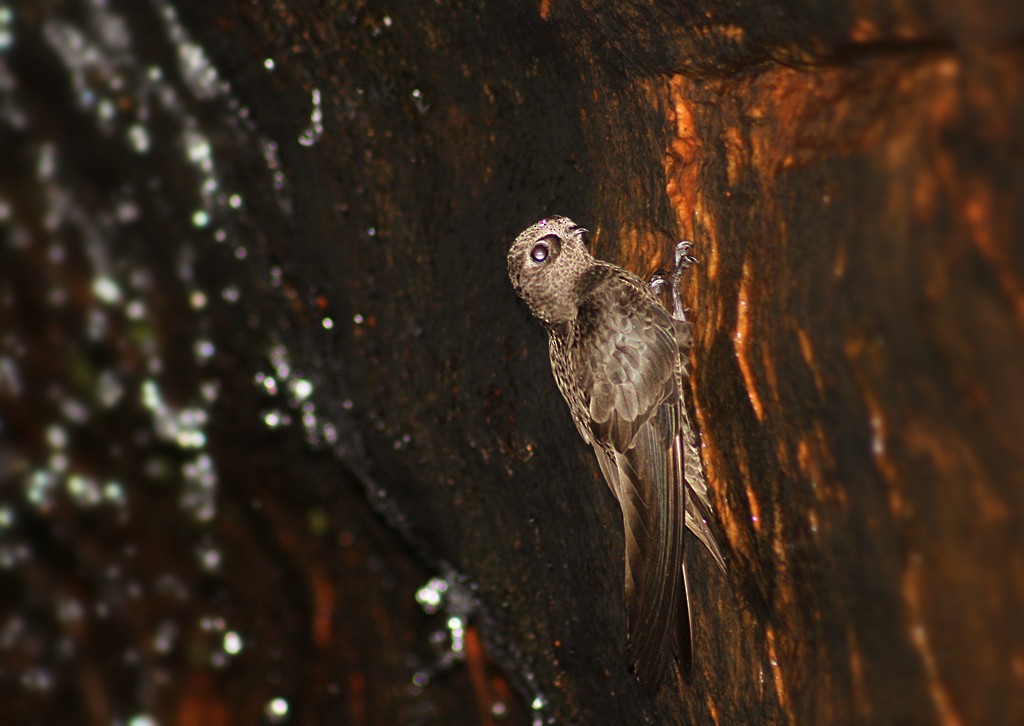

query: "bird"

left=507, top=215, right=725, bottom=687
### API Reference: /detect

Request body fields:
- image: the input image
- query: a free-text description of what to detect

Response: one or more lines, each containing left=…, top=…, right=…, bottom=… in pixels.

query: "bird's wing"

left=671, top=318, right=727, bottom=572
left=576, top=282, right=688, bottom=685
left=679, top=402, right=727, bottom=572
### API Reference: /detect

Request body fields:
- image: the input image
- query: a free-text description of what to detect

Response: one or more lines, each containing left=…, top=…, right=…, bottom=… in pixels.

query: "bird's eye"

left=530, top=243, right=549, bottom=263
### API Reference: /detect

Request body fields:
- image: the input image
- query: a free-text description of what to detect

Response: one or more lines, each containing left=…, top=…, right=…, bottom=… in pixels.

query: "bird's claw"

left=648, top=241, right=697, bottom=321
left=674, top=240, right=698, bottom=271
left=647, top=269, right=671, bottom=292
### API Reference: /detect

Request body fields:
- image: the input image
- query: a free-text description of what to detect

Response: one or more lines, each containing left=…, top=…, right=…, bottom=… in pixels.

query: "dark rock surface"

left=2, top=1, right=1021, bottom=723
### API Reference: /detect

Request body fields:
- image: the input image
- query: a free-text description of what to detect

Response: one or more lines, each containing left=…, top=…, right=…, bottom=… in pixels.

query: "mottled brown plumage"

left=507, top=216, right=725, bottom=687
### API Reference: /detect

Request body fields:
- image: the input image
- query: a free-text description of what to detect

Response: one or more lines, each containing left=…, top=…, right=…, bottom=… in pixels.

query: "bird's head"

left=507, top=216, right=592, bottom=326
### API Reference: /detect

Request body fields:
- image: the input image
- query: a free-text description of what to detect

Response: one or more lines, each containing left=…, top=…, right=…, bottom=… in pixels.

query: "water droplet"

left=223, top=630, right=243, bottom=655
left=200, top=615, right=225, bottom=632
left=126, top=299, right=146, bottom=319
left=128, top=124, right=150, bottom=153
left=21, top=667, right=54, bottom=692
left=153, top=620, right=178, bottom=654
left=116, top=200, right=141, bottom=223
left=93, top=276, right=123, bottom=304
left=415, top=577, right=448, bottom=614
left=0, top=7, right=14, bottom=51
left=411, top=88, right=429, bottom=114
left=291, top=379, right=313, bottom=401
left=46, top=425, right=67, bottom=449
left=103, top=481, right=125, bottom=505
left=56, top=596, right=84, bottom=623
left=67, top=475, right=102, bottom=506
left=197, top=545, right=221, bottom=572
left=263, top=409, right=287, bottom=429
left=297, top=88, right=323, bottom=147
left=194, top=340, right=215, bottom=361
left=187, top=137, right=211, bottom=164
left=264, top=698, right=289, bottom=723
left=97, top=97, right=115, bottom=121
left=61, top=397, right=89, bottom=424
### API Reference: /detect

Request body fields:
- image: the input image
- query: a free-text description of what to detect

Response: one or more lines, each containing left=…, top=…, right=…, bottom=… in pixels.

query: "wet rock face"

left=3, top=0, right=1023, bottom=724
left=0, top=1, right=527, bottom=722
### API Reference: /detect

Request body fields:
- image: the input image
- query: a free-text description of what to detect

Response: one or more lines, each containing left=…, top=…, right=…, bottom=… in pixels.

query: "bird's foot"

left=648, top=241, right=697, bottom=321
left=674, top=240, right=698, bottom=274
left=647, top=270, right=671, bottom=293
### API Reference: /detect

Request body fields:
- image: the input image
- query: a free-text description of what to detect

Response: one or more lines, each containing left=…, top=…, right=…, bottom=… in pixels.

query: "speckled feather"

left=508, top=216, right=725, bottom=687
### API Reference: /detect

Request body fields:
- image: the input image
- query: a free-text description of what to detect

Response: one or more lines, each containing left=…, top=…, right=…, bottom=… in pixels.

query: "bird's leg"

left=648, top=241, right=697, bottom=322
left=670, top=241, right=697, bottom=322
